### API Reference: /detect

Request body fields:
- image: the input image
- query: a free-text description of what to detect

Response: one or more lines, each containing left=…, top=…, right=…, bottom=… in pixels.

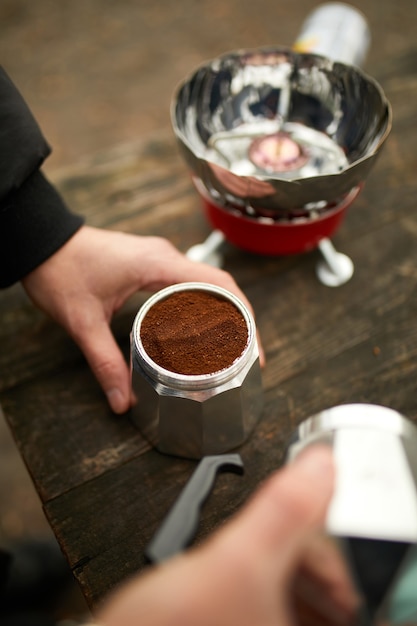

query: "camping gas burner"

left=173, top=44, right=391, bottom=286
left=248, top=132, right=308, bottom=173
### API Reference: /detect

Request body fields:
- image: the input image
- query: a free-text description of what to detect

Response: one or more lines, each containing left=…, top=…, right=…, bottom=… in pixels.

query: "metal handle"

left=145, top=453, right=244, bottom=563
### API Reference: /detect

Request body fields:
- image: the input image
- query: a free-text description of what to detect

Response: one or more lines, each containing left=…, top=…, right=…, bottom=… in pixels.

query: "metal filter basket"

left=171, top=46, right=391, bottom=255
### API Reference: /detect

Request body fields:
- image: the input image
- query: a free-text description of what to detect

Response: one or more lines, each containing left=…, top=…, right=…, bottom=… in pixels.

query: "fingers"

left=74, top=317, right=133, bottom=414
left=293, top=568, right=359, bottom=626
left=98, top=448, right=334, bottom=626
left=295, top=533, right=360, bottom=618
left=217, top=446, right=335, bottom=577
left=139, top=245, right=266, bottom=366
left=22, top=227, right=265, bottom=413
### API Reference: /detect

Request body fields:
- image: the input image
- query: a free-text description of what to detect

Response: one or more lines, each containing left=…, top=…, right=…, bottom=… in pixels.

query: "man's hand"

left=22, top=225, right=263, bottom=413
left=98, top=446, right=358, bottom=626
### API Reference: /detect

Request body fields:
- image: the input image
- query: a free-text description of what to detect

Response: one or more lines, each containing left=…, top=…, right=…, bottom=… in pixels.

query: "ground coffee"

left=140, top=289, right=248, bottom=375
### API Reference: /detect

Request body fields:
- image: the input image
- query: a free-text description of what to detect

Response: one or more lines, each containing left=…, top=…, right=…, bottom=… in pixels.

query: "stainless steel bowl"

left=172, top=47, right=392, bottom=215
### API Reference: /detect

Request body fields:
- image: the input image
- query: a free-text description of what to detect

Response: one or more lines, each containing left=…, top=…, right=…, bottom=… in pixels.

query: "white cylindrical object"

left=293, top=2, right=371, bottom=67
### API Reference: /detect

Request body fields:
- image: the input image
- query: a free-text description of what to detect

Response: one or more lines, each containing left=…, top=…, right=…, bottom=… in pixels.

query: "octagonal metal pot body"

left=130, top=282, right=263, bottom=459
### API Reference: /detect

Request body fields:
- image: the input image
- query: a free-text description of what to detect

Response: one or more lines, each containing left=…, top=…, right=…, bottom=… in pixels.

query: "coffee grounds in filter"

left=140, top=290, right=248, bottom=375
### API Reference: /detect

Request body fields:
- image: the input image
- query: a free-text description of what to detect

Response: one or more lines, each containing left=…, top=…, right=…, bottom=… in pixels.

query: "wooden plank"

left=2, top=24, right=417, bottom=610
left=6, top=207, right=416, bottom=503
left=38, top=209, right=417, bottom=607
left=1, top=360, right=150, bottom=501
left=44, top=450, right=247, bottom=608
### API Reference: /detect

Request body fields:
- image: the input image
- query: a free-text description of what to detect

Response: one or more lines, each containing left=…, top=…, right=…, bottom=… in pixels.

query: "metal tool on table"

left=287, top=404, right=417, bottom=625
left=145, top=453, right=244, bottom=564
left=172, top=3, right=391, bottom=286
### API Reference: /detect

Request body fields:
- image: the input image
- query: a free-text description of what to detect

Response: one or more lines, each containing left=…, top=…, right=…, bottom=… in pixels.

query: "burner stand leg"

left=186, top=230, right=225, bottom=267
left=316, top=237, right=354, bottom=287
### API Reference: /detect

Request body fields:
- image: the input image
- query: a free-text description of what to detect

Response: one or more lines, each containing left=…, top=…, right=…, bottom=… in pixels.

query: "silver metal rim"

left=132, top=282, right=257, bottom=390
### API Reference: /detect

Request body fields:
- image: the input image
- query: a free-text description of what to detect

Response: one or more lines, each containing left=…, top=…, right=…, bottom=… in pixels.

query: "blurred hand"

left=22, top=225, right=264, bottom=413
left=98, top=446, right=358, bottom=626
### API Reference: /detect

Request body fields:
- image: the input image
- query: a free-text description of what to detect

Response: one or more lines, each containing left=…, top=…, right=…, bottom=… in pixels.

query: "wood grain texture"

left=2, top=1, right=417, bottom=608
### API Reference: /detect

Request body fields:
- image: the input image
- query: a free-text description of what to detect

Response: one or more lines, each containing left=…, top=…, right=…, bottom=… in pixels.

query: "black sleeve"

left=0, top=67, right=84, bottom=288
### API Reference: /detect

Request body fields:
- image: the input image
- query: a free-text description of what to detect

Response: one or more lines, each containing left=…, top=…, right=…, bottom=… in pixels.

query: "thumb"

left=223, top=445, right=335, bottom=575
left=75, top=320, right=133, bottom=414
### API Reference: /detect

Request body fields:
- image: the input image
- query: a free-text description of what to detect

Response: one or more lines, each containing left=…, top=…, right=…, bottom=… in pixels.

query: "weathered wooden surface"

left=2, top=5, right=417, bottom=608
